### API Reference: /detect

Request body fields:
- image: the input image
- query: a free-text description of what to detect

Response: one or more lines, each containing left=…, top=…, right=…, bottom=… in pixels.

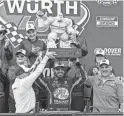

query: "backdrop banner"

left=0, top=0, right=123, bottom=81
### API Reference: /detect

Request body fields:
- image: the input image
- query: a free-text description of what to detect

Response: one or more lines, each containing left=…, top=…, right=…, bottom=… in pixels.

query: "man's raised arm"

left=75, top=62, right=94, bottom=87
left=21, top=51, right=56, bottom=88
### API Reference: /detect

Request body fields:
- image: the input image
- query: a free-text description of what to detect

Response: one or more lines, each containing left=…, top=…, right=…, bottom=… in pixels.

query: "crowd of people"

left=0, top=11, right=123, bottom=113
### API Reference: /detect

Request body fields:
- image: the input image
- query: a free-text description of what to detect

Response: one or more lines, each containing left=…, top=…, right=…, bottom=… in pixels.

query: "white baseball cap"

left=25, top=22, right=35, bottom=32
left=0, top=24, right=7, bottom=33
left=16, top=49, right=27, bottom=56
left=94, top=48, right=105, bottom=56
left=99, top=59, right=110, bottom=66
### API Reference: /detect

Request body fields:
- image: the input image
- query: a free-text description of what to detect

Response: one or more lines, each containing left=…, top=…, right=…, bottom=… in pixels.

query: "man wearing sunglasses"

left=84, top=59, right=123, bottom=112
left=8, top=49, right=30, bottom=83
left=10, top=49, right=56, bottom=113
left=0, top=24, right=13, bottom=113
left=8, top=49, right=43, bottom=112
left=35, top=59, right=86, bottom=111
left=7, top=49, right=30, bottom=112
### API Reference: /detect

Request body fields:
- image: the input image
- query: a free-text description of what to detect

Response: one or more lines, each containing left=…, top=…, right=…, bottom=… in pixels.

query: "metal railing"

left=0, top=112, right=123, bottom=116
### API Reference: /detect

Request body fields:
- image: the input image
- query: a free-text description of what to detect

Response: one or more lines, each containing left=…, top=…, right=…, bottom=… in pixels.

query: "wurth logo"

left=0, top=0, right=90, bottom=47
left=4, top=0, right=80, bottom=16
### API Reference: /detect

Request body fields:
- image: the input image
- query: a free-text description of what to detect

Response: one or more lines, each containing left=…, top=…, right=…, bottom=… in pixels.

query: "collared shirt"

left=84, top=75, right=123, bottom=112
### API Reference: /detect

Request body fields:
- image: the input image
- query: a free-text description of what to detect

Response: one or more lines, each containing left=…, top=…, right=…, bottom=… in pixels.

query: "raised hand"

left=45, top=49, right=57, bottom=59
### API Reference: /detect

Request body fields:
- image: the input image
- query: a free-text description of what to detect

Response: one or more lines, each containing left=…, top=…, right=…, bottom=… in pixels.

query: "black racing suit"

left=38, top=66, right=86, bottom=111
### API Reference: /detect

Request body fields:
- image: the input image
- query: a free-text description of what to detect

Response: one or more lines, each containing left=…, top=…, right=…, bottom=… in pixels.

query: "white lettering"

left=108, top=48, right=111, bottom=54
left=43, top=68, right=54, bottom=77
left=114, top=48, right=117, bottom=54
left=104, top=48, right=122, bottom=55
left=43, top=68, right=50, bottom=77
left=111, top=49, right=115, bottom=54
left=51, top=68, right=54, bottom=78
left=54, top=100, right=69, bottom=104
left=104, top=48, right=107, bottom=53
left=27, top=0, right=38, bottom=13
left=118, top=48, right=121, bottom=54
left=41, top=0, right=53, bottom=14
left=99, top=21, right=115, bottom=25
left=100, top=17, right=115, bottom=21
left=54, top=1, right=64, bottom=14
left=5, top=0, right=79, bottom=15
left=66, top=1, right=77, bottom=14
left=7, top=0, right=25, bottom=13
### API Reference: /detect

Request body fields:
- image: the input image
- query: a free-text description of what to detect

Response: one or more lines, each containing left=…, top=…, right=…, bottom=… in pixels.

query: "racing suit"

left=38, top=66, right=86, bottom=111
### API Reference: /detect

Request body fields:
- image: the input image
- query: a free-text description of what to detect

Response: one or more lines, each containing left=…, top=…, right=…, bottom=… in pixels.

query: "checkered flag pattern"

left=4, top=22, right=25, bottom=48
left=113, top=0, right=118, bottom=5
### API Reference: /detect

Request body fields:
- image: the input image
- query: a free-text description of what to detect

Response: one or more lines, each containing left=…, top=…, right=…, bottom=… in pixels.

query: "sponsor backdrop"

left=81, top=1, right=123, bottom=78
left=0, top=0, right=123, bottom=78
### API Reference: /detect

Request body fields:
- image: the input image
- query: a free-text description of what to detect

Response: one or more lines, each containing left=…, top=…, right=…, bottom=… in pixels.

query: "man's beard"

left=56, top=72, right=64, bottom=78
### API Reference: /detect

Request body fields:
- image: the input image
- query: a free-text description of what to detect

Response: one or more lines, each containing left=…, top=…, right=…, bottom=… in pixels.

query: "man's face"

left=0, top=31, right=6, bottom=40
left=54, top=66, right=66, bottom=78
left=16, top=53, right=26, bottom=64
left=26, top=29, right=36, bottom=40
left=99, top=64, right=111, bottom=77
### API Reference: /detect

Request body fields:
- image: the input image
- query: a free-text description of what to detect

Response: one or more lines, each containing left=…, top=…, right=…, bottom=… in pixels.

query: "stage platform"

left=0, top=111, right=123, bottom=116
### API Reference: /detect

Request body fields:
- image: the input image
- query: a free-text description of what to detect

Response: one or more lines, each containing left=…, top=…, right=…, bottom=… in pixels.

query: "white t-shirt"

left=12, top=56, right=49, bottom=113
left=12, top=78, right=35, bottom=113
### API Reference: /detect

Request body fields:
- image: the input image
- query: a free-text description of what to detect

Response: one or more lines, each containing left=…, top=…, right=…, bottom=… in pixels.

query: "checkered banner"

left=0, top=16, right=25, bottom=48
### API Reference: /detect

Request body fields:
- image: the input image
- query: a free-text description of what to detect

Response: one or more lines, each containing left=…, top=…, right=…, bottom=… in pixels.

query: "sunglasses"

left=55, top=67, right=66, bottom=71
left=16, top=55, right=25, bottom=58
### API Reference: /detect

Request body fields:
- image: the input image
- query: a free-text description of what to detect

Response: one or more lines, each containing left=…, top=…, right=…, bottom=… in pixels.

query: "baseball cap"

left=99, top=59, right=110, bottom=66
left=94, top=48, right=105, bottom=56
left=54, top=61, right=66, bottom=68
left=0, top=24, right=7, bottom=33
left=15, top=49, right=26, bottom=56
left=25, top=22, right=35, bottom=32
